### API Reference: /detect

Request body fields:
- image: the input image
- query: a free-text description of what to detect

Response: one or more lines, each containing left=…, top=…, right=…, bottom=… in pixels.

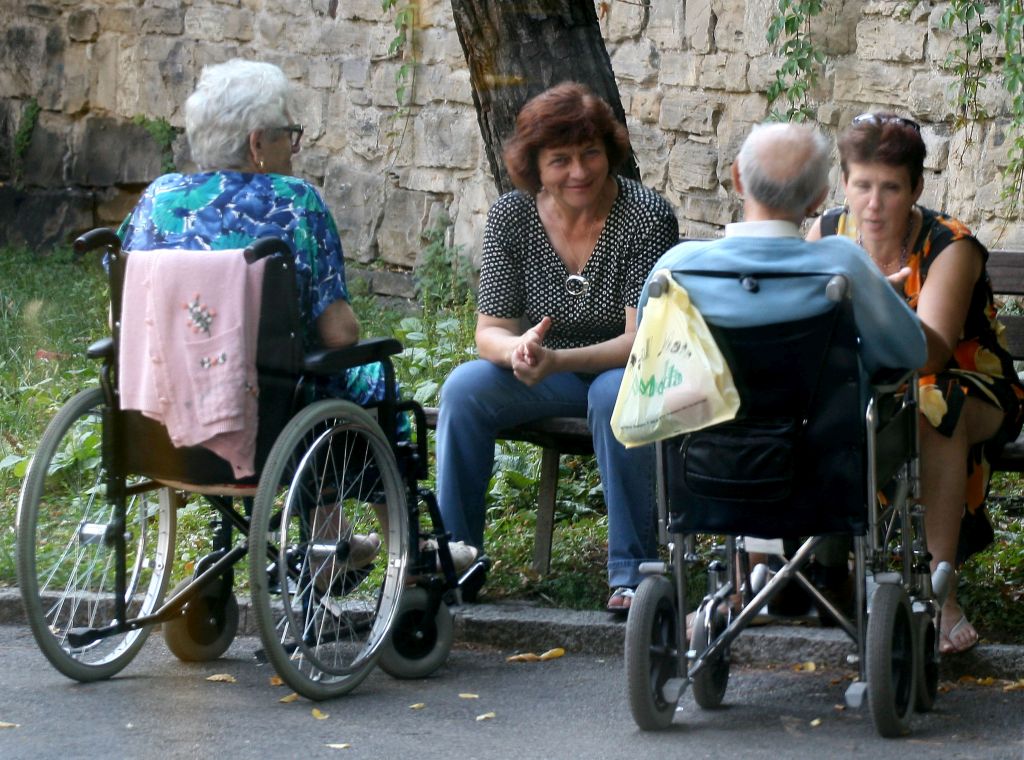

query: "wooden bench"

left=420, top=248, right=1024, bottom=574
left=984, top=248, right=1024, bottom=474
left=421, top=408, right=591, bottom=574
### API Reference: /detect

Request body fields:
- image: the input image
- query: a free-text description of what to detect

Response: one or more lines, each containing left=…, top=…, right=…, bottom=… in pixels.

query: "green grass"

left=3, top=244, right=1024, bottom=644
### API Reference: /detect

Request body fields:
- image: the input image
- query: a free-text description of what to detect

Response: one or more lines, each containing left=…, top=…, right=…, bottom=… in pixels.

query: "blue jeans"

left=435, top=359, right=657, bottom=588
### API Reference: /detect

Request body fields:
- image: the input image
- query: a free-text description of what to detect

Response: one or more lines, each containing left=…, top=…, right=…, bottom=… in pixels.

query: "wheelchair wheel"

left=913, top=610, right=939, bottom=712
left=378, top=586, right=454, bottom=679
left=249, top=399, right=408, bottom=701
left=16, top=388, right=176, bottom=681
left=163, top=579, right=239, bottom=662
left=866, top=583, right=917, bottom=737
left=625, top=576, right=680, bottom=730
left=690, top=601, right=730, bottom=709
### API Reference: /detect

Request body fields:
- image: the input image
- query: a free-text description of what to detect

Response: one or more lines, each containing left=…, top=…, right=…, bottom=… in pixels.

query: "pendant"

left=565, top=273, right=589, bottom=296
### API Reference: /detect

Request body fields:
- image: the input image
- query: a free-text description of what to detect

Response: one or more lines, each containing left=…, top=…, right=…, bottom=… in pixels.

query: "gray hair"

left=736, top=122, right=831, bottom=217
left=184, top=59, right=294, bottom=171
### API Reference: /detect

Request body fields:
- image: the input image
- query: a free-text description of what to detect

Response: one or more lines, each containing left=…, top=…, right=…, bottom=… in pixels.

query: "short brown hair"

left=502, top=82, right=631, bottom=195
left=838, top=112, right=926, bottom=189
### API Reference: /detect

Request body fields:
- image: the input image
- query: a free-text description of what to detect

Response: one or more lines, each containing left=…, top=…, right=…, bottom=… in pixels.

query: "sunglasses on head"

left=852, top=113, right=921, bottom=133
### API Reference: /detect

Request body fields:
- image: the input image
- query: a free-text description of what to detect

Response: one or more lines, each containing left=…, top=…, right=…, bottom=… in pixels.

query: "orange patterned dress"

left=822, top=206, right=1024, bottom=562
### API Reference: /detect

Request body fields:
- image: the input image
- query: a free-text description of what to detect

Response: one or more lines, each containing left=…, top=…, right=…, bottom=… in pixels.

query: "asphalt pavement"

left=0, top=587, right=1021, bottom=682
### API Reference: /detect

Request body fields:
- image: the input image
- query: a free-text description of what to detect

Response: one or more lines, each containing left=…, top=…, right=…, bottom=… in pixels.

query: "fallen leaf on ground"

left=312, top=708, right=329, bottom=720
left=475, top=712, right=496, bottom=721
left=539, top=647, right=565, bottom=661
left=325, top=743, right=351, bottom=749
left=1003, top=679, right=1024, bottom=692
left=206, top=673, right=236, bottom=683
left=833, top=704, right=846, bottom=711
left=279, top=692, right=300, bottom=703
left=506, top=652, right=541, bottom=663
left=792, top=661, right=816, bottom=672
left=269, top=675, right=283, bottom=687
left=409, top=703, right=426, bottom=710
left=0, top=722, right=20, bottom=729
left=810, top=718, right=822, bottom=727
left=458, top=693, right=479, bottom=699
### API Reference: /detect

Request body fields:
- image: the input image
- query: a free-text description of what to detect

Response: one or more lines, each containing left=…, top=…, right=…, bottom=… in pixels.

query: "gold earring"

left=258, top=158, right=265, bottom=171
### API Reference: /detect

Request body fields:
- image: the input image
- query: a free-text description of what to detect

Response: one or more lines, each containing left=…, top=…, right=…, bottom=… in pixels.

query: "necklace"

left=565, top=273, right=589, bottom=296
left=859, top=207, right=915, bottom=274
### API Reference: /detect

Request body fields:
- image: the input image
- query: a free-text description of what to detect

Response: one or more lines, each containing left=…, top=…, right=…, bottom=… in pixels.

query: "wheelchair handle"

left=244, top=237, right=293, bottom=263
left=73, top=228, right=121, bottom=260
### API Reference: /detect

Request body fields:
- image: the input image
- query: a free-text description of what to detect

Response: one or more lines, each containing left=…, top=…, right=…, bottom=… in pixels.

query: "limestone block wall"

left=1, top=0, right=1022, bottom=295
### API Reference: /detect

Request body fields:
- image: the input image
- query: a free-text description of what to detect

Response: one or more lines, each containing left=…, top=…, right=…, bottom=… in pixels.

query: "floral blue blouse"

left=118, top=171, right=397, bottom=416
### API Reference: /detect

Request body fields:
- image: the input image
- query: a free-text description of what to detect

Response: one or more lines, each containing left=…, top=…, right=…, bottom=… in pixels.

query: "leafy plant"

left=766, top=0, right=826, bottom=122
left=938, top=1, right=1024, bottom=217
left=131, top=115, right=178, bottom=174
left=12, top=98, right=41, bottom=185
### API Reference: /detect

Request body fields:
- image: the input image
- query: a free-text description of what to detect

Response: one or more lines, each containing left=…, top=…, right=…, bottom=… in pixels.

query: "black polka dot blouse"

left=477, top=176, right=679, bottom=350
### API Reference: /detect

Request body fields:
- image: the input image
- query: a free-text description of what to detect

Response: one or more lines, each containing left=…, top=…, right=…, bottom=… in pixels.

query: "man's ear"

left=807, top=186, right=829, bottom=217
left=731, top=161, right=744, bottom=196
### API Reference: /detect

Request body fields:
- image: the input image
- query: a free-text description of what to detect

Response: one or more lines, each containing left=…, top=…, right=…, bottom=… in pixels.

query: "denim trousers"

left=435, top=359, right=657, bottom=588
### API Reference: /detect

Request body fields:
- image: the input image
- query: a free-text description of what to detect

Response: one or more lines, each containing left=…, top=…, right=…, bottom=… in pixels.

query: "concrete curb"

left=3, top=588, right=1020, bottom=681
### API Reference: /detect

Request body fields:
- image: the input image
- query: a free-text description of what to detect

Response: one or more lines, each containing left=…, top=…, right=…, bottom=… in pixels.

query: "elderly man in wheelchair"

left=15, top=59, right=485, bottom=701
left=623, top=122, right=941, bottom=738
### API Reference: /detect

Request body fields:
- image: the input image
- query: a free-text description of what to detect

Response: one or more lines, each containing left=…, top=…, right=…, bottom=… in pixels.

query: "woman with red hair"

left=435, top=83, right=678, bottom=613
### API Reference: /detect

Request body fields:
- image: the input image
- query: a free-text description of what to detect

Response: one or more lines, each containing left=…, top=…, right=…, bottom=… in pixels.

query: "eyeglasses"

left=852, top=113, right=921, bottom=133
left=276, top=123, right=304, bottom=149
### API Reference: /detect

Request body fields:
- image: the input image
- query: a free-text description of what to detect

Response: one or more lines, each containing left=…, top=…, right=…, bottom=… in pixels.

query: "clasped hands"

left=510, top=316, right=556, bottom=386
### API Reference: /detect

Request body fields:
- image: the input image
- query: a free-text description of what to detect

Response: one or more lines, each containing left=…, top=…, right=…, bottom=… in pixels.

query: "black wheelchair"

left=624, top=270, right=944, bottom=738
left=16, top=229, right=488, bottom=699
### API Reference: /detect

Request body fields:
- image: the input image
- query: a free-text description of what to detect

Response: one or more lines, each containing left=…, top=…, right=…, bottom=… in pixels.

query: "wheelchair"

left=624, top=270, right=945, bottom=738
left=15, top=229, right=488, bottom=699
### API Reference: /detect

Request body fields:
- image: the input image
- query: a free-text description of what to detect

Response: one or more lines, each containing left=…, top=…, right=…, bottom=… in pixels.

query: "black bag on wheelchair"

left=665, top=294, right=867, bottom=539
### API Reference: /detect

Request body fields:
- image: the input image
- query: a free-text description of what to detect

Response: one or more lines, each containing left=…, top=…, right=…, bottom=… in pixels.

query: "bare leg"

left=918, top=396, right=1002, bottom=652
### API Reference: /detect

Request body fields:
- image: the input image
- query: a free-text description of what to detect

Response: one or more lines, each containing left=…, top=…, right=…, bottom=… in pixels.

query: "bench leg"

left=532, top=447, right=559, bottom=575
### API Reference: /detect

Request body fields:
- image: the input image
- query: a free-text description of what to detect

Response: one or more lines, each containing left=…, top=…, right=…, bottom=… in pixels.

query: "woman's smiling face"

left=536, top=140, right=610, bottom=212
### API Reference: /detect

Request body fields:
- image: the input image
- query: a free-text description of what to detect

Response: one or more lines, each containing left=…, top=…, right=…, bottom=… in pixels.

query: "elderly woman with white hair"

left=117, top=59, right=480, bottom=572
left=119, top=58, right=362, bottom=360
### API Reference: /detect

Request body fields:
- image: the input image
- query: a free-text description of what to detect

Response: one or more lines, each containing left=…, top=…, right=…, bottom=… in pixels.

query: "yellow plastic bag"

left=611, top=271, right=740, bottom=447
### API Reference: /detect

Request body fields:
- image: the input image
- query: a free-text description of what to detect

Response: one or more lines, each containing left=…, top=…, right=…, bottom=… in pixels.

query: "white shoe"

left=314, top=532, right=381, bottom=595
left=420, top=538, right=478, bottom=573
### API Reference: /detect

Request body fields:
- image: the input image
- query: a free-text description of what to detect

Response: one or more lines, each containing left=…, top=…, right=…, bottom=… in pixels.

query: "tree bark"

left=450, top=0, right=639, bottom=195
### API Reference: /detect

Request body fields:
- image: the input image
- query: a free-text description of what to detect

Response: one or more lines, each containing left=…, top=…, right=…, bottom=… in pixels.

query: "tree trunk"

left=450, top=0, right=639, bottom=195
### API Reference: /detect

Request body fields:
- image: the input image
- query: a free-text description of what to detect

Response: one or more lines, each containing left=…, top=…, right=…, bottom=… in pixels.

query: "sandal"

left=606, top=587, right=636, bottom=615
left=940, top=612, right=979, bottom=655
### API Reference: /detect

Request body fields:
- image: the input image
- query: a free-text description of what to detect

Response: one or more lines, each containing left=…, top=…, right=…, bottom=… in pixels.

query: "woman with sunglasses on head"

left=808, top=112, right=1024, bottom=654
left=434, top=82, right=679, bottom=614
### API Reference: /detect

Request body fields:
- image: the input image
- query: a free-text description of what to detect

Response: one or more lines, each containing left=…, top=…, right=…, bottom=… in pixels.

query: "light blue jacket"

left=638, top=228, right=927, bottom=375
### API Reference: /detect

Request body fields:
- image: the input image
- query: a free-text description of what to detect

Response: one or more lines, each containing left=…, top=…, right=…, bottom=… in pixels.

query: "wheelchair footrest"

left=66, top=626, right=106, bottom=649
left=845, top=680, right=867, bottom=709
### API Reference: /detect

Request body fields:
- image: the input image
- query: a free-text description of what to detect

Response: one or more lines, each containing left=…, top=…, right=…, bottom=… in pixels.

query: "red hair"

left=502, top=82, right=631, bottom=195
left=838, top=113, right=926, bottom=189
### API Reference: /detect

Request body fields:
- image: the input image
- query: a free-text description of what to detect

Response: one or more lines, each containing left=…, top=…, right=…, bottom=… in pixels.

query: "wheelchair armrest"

left=87, top=337, right=114, bottom=360
left=870, top=367, right=915, bottom=393
left=303, top=337, right=404, bottom=375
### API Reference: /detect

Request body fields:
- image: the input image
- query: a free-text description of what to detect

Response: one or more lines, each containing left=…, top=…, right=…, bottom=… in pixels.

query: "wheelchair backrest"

left=107, top=240, right=305, bottom=487
left=663, top=277, right=867, bottom=539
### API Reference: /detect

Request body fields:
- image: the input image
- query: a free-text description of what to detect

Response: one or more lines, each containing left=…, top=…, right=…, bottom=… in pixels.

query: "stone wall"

left=1, top=0, right=1022, bottom=293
